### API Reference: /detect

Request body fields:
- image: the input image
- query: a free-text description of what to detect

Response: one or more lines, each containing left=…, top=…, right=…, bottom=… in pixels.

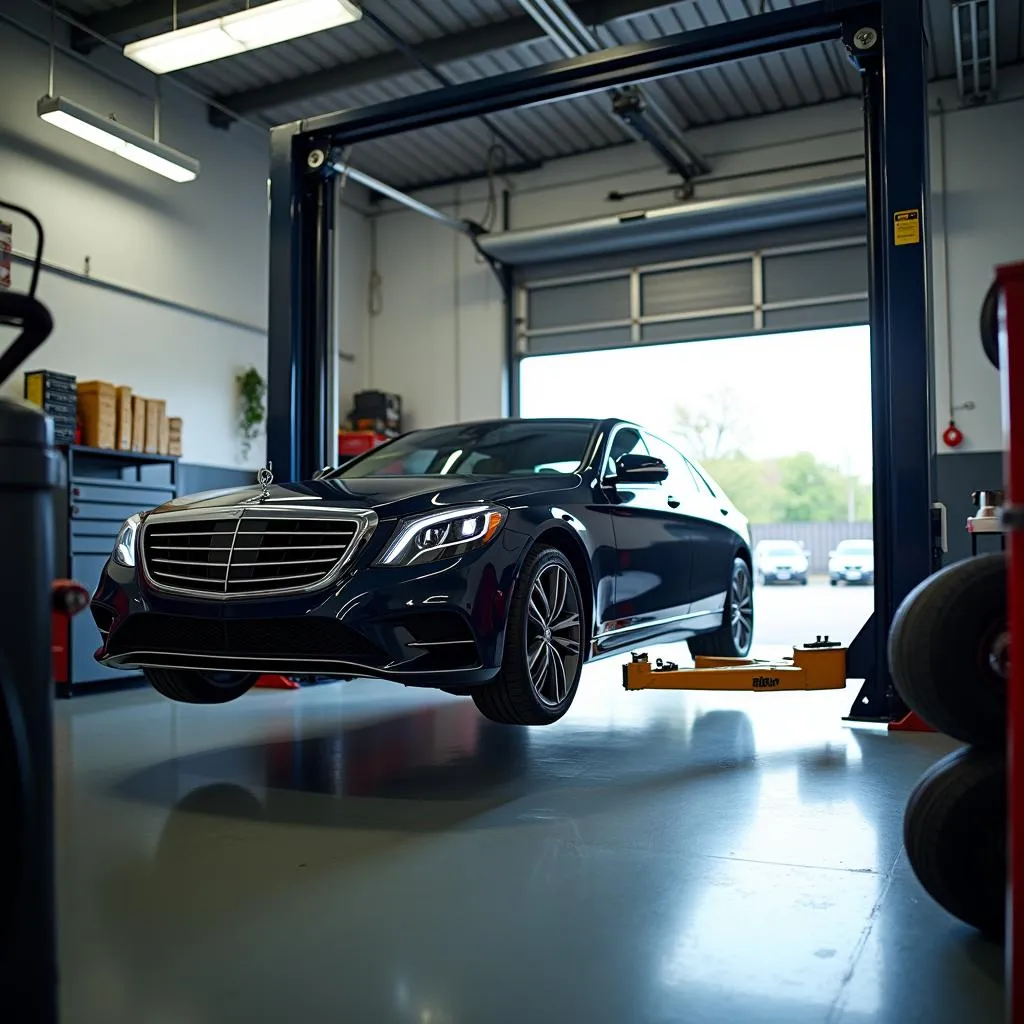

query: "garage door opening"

left=519, top=325, right=873, bottom=656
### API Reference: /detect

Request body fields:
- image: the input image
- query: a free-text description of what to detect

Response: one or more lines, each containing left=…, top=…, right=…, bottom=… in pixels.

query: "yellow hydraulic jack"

left=622, top=636, right=848, bottom=692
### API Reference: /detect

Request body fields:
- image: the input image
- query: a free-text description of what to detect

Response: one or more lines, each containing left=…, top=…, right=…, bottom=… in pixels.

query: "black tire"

left=980, top=278, right=1000, bottom=369
left=830, top=578, right=838, bottom=587
left=143, top=667, right=258, bottom=704
left=472, top=546, right=584, bottom=726
left=688, top=557, right=754, bottom=658
left=888, top=553, right=1006, bottom=745
left=904, top=745, right=1005, bottom=940
left=800, top=577, right=808, bottom=586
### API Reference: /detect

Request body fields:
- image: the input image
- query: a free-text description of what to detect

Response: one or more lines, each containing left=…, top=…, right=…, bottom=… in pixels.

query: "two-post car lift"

left=264, top=0, right=1021, bottom=1005
left=265, top=0, right=932, bottom=726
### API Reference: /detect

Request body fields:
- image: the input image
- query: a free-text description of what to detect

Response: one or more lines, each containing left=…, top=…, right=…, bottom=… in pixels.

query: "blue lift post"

left=265, top=0, right=934, bottom=721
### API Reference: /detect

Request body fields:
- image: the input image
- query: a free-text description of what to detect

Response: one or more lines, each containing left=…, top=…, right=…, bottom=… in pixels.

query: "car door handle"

left=667, top=496, right=681, bottom=509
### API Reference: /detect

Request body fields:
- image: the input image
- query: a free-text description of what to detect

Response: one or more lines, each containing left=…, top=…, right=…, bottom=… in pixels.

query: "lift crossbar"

left=622, top=644, right=848, bottom=692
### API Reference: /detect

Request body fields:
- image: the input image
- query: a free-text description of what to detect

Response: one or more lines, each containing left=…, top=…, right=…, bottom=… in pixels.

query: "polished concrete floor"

left=56, top=656, right=1004, bottom=1024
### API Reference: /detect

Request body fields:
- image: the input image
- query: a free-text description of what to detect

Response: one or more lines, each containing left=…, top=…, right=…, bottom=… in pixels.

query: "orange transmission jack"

left=622, top=637, right=847, bottom=692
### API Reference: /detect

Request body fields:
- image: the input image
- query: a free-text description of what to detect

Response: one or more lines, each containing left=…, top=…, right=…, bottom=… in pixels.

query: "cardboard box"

left=115, top=386, right=133, bottom=450
left=131, top=396, right=146, bottom=452
left=144, top=398, right=165, bottom=455
left=168, top=417, right=182, bottom=458
left=158, top=415, right=170, bottom=456
left=77, top=380, right=116, bottom=449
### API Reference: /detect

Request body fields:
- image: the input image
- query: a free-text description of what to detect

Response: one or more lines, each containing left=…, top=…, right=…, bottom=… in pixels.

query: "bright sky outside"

left=519, top=325, right=873, bottom=481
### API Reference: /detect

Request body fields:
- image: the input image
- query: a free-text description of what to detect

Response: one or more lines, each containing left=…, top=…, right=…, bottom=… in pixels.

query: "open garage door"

left=484, top=178, right=868, bottom=359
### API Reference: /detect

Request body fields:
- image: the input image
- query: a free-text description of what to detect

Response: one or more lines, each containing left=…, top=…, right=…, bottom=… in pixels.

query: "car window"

left=837, top=541, right=873, bottom=556
left=337, top=421, right=594, bottom=478
left=683, top=458, right=716, bottom=497
left=604, top=426, right=649, bottom=479
left=645, top=433, right=698, bottom=495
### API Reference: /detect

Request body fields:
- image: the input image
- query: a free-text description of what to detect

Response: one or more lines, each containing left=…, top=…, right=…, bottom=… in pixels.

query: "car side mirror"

left=608, top=453, right=668, bottom=485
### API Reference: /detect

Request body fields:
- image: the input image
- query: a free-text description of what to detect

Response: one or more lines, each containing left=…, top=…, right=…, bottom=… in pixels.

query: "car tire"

left=800, top=576, right=808, bottom=586
left=687, top=557, right=754, bottom=659
left=830, top=578, right=838, bottom=587
left=888, top=552, right=1006, bottom=745
left=143, top=667, right=259, bottom=704
left=472, top=546, right=585, bottom=726
left=904, top=745, right=1005, bottom=940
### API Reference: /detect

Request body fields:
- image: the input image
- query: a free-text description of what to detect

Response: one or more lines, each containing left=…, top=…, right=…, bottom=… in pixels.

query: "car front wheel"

left=472, top=546, right=584, bottom=726
left=688, top=557, right=754, bottom=659
left=144, top=667, right=259, bottom=704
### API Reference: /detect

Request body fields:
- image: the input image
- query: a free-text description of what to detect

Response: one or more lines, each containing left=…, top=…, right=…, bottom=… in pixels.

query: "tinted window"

left=761, top=542, right=802, bottom=556
left=336, top=421, right=594, bottom=478
left=684, top=458, right=716, bottom=497
left=645, top=434, right=697, bottom=495
left=604, top=426, right=649, bottom=478
left=837, top=541, right=873, bottom=556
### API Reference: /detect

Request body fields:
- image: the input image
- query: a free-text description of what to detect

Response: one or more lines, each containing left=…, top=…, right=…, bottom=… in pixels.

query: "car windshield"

left=837, top=541, right=873, bottom=556
left=335, top=421, right=595, bottom=478
left=762, top=543, right=801, bottom=556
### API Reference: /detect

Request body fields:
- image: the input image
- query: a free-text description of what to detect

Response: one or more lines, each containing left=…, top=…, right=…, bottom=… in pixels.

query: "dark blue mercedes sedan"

left=92, top=418, right=753, bottom=725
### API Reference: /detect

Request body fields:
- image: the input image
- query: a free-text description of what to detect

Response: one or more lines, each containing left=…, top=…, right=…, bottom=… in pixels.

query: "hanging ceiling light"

left=37, top=96, right=200, bottom=183
left=124, top=0, right=363, bottom=75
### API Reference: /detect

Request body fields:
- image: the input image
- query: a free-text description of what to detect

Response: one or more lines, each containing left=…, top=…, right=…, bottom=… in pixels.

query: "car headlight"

left=376, top=505, right=507, bottom=567
left=112, top=513, right=141, bottom=568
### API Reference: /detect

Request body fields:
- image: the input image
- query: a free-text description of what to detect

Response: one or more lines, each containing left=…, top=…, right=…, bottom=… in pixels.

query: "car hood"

left=147, top=474, right=583, bottom=520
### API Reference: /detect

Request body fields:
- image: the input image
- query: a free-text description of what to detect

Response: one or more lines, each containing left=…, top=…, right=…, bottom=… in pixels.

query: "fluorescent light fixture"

left=124, top=0, right=362, bottom=75
left=37, top=95, right=200, bottom=183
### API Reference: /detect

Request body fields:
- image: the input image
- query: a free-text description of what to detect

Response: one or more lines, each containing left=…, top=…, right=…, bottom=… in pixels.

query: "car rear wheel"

left=688, top=557, right=754, bottom=659
left=472, top=546, right=584, bottom=726
left=143, top=668, right=259, bottom=704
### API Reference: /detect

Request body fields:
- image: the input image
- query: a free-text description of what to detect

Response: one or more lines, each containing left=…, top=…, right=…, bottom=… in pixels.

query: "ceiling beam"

left=212, top=0, right=681, bottom=118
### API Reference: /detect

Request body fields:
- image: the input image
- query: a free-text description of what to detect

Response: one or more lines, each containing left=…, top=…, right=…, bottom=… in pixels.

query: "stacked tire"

left=889, top=552, right=1008, bottom=940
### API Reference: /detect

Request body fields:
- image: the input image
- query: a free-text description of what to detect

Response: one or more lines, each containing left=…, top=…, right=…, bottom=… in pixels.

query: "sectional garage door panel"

left=763, top=298, right=868, bottom=332
left=527, top=276, right=630, bottom=331
left=641, top=260, right=753, bottom=318
left=514, top=217, right=868, bottom=357
left=763, top=243, right=869, bottom=305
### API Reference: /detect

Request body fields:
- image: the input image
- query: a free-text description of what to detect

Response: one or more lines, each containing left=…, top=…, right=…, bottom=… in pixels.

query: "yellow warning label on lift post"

left=894, top=209, right=921, bottom=246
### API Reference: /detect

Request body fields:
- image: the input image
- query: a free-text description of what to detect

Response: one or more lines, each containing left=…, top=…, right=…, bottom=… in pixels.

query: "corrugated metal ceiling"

left=57, top=0, right=1024, bottom=189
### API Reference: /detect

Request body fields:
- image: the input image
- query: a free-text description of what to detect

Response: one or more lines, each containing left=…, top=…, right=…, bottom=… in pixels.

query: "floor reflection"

left=53, top=671, right=997, bottom=1024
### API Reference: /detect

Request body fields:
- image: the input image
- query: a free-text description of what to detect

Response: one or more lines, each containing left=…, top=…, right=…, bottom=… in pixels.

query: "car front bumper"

left=831, top=569, right=874, bottom=583
left=91, top=526, right=534, bottom=685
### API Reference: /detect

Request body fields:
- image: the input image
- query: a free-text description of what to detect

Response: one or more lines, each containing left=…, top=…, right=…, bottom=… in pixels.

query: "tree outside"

left=674, top=390, right=871, bottom=524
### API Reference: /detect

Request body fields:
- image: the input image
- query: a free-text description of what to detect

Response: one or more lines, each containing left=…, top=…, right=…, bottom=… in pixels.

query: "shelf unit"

left=56, top=445, right=178, bottom=696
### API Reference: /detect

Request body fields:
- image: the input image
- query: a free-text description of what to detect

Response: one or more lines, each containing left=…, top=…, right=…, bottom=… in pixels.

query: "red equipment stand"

left=997, top=260, right=1024, bottom=1023
left=888, top=710, right=934, bottom=733
left=255, top=675, right=301, bottom=690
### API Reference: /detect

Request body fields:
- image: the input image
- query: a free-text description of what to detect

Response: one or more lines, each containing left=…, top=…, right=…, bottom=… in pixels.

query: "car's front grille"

left=141, top=510, right=369, bottom=598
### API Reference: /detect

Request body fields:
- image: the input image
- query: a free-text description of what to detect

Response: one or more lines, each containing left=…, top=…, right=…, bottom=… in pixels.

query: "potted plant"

left=236, top=366, right=266, bottom=459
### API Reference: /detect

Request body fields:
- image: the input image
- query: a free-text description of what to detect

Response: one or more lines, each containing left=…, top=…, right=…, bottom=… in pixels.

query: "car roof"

left=407, top=418, right=602, bottom=432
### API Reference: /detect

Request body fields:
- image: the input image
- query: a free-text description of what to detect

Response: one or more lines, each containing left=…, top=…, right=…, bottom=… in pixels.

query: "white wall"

left=930, top=70, right=1024, bottom=454
left=361, top=70, right=1024, bottom=466
left=0, top=0, right=269, bottom=468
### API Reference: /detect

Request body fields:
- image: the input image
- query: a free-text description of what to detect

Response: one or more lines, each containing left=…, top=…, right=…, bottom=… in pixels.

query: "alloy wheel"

left=525, top=563, right=582, bottom=707
left=730, top=562, right=754, bottom=654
